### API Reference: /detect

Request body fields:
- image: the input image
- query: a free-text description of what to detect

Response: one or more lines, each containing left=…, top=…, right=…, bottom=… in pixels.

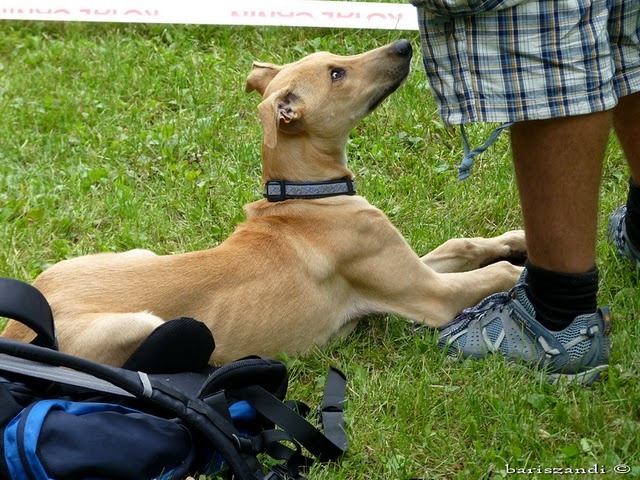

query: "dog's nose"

left=393, top=39, right=413, bottom=58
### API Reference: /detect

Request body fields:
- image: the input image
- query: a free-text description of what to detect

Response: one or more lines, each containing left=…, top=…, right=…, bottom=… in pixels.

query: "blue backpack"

left=0, top=277, right=347, bottom=480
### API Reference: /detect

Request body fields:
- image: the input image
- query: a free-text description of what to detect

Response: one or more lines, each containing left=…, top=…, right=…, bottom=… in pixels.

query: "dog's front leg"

left=389, top=262, right=523, bottom=327
left=420, top=229, right=526, bottom=273
left=346, top=243, right=523, bottom=328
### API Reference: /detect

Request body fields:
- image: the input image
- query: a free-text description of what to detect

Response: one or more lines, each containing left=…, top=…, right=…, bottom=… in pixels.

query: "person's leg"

left=613, top=92, right=640, bottom=183
left=509, top=112, right=612, bottom=330
left=422, top=0, right=615, bottom=383
left=606, top=0, right=640, bottom=259
left=438, top=112, right=612, bottom=384
left=511, top=111, right=612, bottom=273
left=610, top=93, right=640, bottom=257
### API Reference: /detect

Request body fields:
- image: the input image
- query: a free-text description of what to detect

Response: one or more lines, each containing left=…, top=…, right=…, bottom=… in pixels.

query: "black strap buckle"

left=232, top=433, right=257, bottom=453
left=263, top=464, right=307, bottom=480
left=264, top=180, right=287, bottom=202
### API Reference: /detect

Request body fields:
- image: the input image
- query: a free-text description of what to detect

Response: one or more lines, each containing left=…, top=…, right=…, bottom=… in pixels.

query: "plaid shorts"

left=413, top=0, right=640, bottom=125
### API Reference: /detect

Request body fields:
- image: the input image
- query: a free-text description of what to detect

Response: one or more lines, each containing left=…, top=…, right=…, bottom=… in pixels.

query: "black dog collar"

left=263, top=178, right=356, bottom=202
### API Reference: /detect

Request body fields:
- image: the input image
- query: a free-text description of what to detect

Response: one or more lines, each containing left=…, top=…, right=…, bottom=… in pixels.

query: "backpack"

left=0, top=277, right=347, bottom=480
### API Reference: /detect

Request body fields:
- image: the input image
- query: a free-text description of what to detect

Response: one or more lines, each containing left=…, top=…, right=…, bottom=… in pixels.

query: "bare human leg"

left=510, top=111, right=612, bottom=273
left=613, top=91, right=640, bottom=182
left=612, top=91, right=640, bottom=253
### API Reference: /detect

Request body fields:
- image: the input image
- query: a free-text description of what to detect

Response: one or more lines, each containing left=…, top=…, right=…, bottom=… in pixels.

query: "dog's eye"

left=330, top=68, right=345, bottom=82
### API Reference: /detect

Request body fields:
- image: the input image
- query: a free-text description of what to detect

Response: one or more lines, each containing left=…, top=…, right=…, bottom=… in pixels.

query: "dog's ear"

left=245, top=62, right=282, bottom=96
left=257, top=89, right=303, bottom=149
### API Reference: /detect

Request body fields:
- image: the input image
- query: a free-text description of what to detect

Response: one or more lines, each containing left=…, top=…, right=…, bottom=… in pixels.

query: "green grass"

left=1, top=20, right=639, bottom=480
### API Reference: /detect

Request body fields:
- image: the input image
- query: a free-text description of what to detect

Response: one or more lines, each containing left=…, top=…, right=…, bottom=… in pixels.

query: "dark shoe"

left=608, top=205, right=640, bottom=265
left=438, top=271, right=611, bottom=385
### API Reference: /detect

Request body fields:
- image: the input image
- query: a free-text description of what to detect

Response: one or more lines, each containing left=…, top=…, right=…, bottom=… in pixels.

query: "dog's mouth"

left=367, top=83, right=402, bottom=112
left=366, top=59, right=411, bottom=113
left=367, top=75, right=409, bottom=113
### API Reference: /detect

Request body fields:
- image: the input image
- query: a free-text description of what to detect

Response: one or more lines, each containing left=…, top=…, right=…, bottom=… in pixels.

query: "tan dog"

left=2, top=40, right=525, bottom=366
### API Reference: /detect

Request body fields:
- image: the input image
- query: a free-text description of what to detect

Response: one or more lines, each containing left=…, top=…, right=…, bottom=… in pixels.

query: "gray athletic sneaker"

left=608, top=205, right=640, bottom=265
left=438, top=271, right=611, bottom=385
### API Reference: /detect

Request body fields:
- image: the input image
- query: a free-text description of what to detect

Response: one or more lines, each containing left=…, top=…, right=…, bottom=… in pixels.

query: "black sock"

left=624, top=178, right=640, bottom=250
left=524, top=261, right=599, bottom=331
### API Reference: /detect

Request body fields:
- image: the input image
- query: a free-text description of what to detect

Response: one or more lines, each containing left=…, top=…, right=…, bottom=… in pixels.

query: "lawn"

left=1, top=15, right=639, bottom=480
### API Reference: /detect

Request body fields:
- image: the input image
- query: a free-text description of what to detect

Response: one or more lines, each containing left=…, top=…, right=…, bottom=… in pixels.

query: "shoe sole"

left=442, top=351, right=608, bottom=386
left=546, top=364, right=608, bottom=386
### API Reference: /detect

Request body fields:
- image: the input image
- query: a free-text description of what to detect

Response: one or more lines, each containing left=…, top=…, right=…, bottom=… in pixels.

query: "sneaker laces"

left=440, top=289, right=523, bottom=339
left=412, top=290, right=514, bottom=338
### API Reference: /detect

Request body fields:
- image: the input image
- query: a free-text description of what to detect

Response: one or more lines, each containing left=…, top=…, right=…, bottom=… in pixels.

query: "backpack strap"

left=198, top=359, right=347, bottom=478
left=230, top=367, right=348, bottom=461
left=0, top=338, right=264, bottom=480
left=0, top=277, right=57, bottom=350
left=320, top=367, right=348, bottom=454
left=221, top=368, right=346, bottom=480
left=199, top=356, right=289, bottom=402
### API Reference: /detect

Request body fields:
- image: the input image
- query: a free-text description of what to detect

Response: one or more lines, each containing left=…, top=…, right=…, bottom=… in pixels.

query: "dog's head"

left=246, top=40, right=412, bottom=153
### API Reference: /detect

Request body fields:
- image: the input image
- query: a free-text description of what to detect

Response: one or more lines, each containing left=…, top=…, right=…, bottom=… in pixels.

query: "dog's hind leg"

left=420, top=230, right=526, bottom=273
left=56, top=312, right=165, bottom=367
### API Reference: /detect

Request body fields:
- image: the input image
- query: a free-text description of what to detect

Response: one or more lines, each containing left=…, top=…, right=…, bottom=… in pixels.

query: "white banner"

left=0, top=1, right=419, bottom=30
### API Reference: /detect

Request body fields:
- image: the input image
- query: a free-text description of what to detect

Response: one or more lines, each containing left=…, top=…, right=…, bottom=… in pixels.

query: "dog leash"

left=457, top=122, right=513, bottom=180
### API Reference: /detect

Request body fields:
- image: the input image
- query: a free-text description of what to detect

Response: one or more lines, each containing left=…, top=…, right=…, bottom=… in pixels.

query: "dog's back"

left=3, top=194, right=393, bottom=364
